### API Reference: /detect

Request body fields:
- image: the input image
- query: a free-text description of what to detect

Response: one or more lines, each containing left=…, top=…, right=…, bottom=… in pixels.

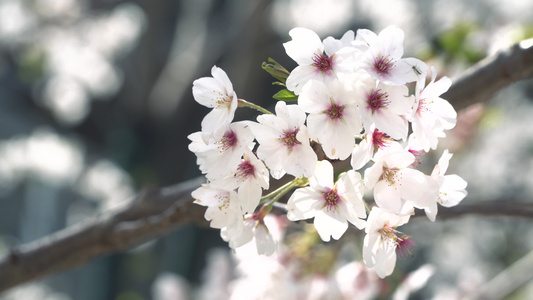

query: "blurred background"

left=0, top=0, right=533, bottom=299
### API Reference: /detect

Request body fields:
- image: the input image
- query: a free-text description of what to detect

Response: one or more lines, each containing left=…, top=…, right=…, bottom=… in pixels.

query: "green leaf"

left=262, top=57, right=290, bottom=83
left=273, top=89, right=298, bottom=101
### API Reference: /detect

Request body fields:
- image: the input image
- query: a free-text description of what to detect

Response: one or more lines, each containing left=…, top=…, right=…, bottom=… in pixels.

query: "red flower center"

left=367, top=89, right=389, bottom=113
left=312, top=53, right=334, bottom=74
left=323, top=188, right=340, bottom=210
left=281, top=129, right=301, bottom=148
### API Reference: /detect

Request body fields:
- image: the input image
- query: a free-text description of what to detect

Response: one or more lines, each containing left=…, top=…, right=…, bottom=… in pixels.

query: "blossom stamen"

left=381, top=168, right=399, bottom=185
left=371, top=129, right=392, bottom=151
left=396, top=235, right=417, bottom=259
left=234, top=159, right=256, bottom=182
left=312, top=53, right=334, bottom=74
left=281, top=129, right=301, bottom=148
left=218, top=130, right=238, bottom=151
left=215, top=92, right=233, bottom=109
left=367, top=89, right=390, bottom=113
left=322, top=188, right=340, bottom=211
left=326, top=103, right=345, bottom=120
left=374, top=55, right=395, bottom=75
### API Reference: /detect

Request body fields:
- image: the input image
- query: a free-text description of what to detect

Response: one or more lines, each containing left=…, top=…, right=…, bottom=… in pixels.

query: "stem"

left=363, top=200, right=371, bottom=214
left=238, top=99, right=273, bottom=115
left=259, top=179, right=298, bottom=204
left=265, top=180, right=299, bottom=209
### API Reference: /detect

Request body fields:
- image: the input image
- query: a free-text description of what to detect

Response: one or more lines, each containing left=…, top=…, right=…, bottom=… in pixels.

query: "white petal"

left=374, top=180, right=403, bottom=212
left=287, top=187, right=322, bottom=221
left=310, top=160, right=334, bottom=189
left=283, top=27, right=324, bottom=65
left=286, top=65, right=324, bottom=94
left=314, top=209, right=348, bottom=242
left=298, top=80, right=330, bottom=113
left=374, top=243, right=397, bottom=278
left=254, top=225, right=277, bottom=256
left=351, top=138, right=373, bottom=170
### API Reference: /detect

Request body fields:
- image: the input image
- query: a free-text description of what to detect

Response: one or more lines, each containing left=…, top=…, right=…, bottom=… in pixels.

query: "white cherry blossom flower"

left=287, top=160, right=366, bottom=242
left=222, top=213, right=277, bottom=256
left=431, top=149, right=468, bottom=207
left=298, top=79, right=361, bottom=160
left=187, top=122, right=255, bottom=181
left=283, top=28, right=359, bottom=94
left=355, top=76, right=414, bottom=140
left=211, top=149, right=269, bottom=214
left=192, top=66, right=238, bottom=140
left=250, top=101, right=317, bottom=179
left=363, top=207, right=413, bottom=278
left=355, top=25, right=425, bottom=85
left=409, top=68, right=457, bottom=152
left=351, top=123, right=399, bottom=170
left=364, top=144, right=434, bottom=214
left=192, top=184, right=242, bottom=229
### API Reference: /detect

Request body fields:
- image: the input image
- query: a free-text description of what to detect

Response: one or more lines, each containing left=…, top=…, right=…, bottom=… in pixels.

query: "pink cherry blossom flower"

left=298, top=79, right=362, bottom=160
left=363, top=207, right=412, bottom=278
left=250, top=101, right=317, bottom=179
left=287, top=160, right=366, bottom=242
left=192, top=66, right=238, bottom=140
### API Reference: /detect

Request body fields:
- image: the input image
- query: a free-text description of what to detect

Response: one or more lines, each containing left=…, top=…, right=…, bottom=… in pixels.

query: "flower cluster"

left=188, top=25, right=467, bottom=278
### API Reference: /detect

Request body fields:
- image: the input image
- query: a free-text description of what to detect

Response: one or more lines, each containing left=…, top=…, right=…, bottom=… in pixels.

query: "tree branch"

left=444, top=38, right=533, bottom=111
left=2, top=40, right=533, bottom=292
left=0, top=177, right=207, bottom=292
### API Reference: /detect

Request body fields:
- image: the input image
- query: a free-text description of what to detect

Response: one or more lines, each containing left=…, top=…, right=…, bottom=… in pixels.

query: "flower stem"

left=260, top=179, right=297, bottom=204
left=238, top=99, right=273, bottom=115
left=363, top=200, right=371, bottom=214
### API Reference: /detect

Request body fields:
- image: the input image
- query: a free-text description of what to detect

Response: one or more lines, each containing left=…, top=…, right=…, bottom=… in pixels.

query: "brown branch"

left=2, top=40, right=533, bottom=292
left=0, top=176, right=208, bottom=292
left=444, top=38, right=533, bottom=111
left=423, top=199, right=533, bottom=219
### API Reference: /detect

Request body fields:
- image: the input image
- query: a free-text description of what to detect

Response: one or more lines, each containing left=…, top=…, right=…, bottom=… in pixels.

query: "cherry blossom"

left=364, top=144, right=435, bottom=214
left=354, top=75, right=413, bottom=140
left=287, top=160, right=366, bottom=242
left=191, top=184, right=242, bottom=229
left=351, top=123, right=399, bottom=170
left=409, top=68, right=457, bottom=151
left=221, top=213, right=277, bottom=256
left=187, top=26, right=467, bottom=281
left=298, top=79, right=361, bottom=160
left=355, top=25, right=426, bottom=85
left=431, top=149, right=468, bottom=208
left=187, top=122, right=255, bottom=181
left=363, top=207, right=412, bottom=278
left=283, top=28, right=358, bottom=94
left=192, top=66, right=238, bottom=140
left=250, top=101, right=317, bottom=179
left=210, top=149, right=269, bottom=214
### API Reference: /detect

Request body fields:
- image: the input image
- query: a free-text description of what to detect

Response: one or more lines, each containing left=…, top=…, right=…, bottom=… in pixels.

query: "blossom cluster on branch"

left=188, top=25, right=467, bottom=278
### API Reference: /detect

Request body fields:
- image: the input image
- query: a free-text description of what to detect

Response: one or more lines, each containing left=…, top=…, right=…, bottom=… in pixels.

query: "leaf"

left=262, top=57, right=291, bottom=83
left=273, top=89, right=298, bottom=102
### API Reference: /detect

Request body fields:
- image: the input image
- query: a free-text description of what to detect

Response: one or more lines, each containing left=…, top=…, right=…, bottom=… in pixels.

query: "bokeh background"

left=1, top=0, right=533, bottom=299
